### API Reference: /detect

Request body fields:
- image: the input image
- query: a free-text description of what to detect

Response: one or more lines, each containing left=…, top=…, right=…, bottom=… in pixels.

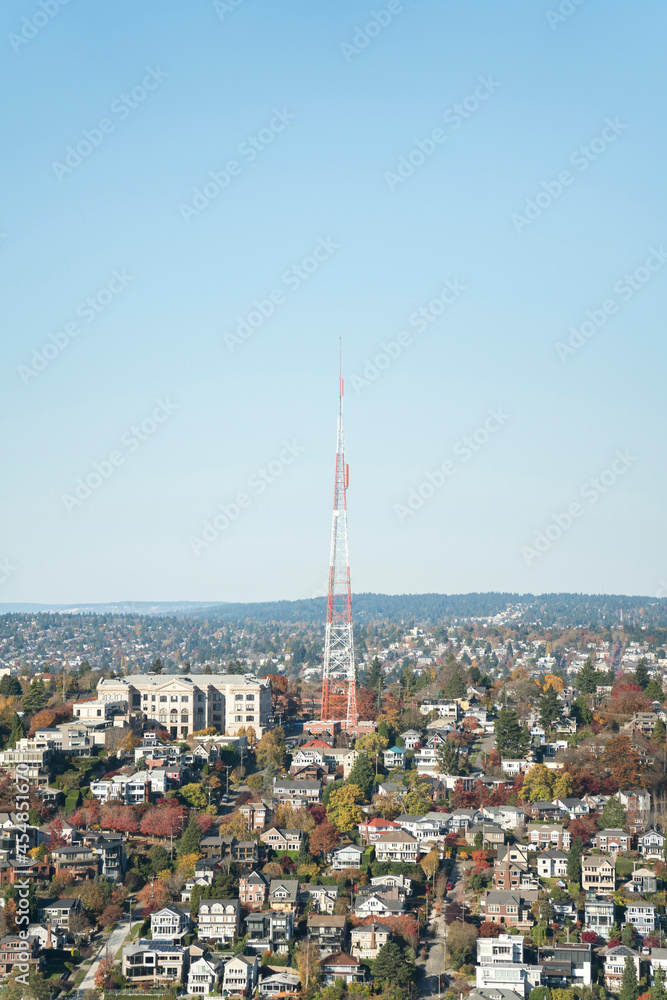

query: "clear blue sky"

left=2, top=0, right=666, bottom=604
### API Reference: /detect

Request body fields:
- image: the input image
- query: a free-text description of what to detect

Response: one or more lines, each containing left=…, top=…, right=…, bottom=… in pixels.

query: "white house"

left=625, top=902, right=656, bottom=937
left=187, top=955, right=223, bottom=996
left=374, top=831, right=419, bottom=863
left=537, top=849, right=568, bottom=879
left=331, top=845, right=365, bottom=870
left=151, top=905, right=191, bottom=942
left=222, top=955, right=258, bottom=996
left=638, top=829, right=666, bottom=858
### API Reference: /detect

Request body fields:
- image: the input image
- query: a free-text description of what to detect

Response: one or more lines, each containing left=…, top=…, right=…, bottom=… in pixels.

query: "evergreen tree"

left=366, top=657, right=384, bottom=705
left=539, top=686, right=562, bottom=729
left=646, top=679, right=665, bottom=702
left=0, top=676, right=22, bottom=698
left=622, top=924, right=636, bottom=947
left=371, top=941, right=415, bottom=990
left=619, top=953, right=639, bottom=1000
left=377, top=719, right=396, bottom=747
left=446, top=671, right=466, bottom=699
left=21, top=678, right=47, bottom=714
left=598, top=796, right=627, bottom=830
left=436, top=739, right=460, bottom=775
left=6, top=713, right=24, bottom=750
left=566, top=836, right=583, bottom=884
left=571, top=696, right=592, bottom=727
left=634, top=660, right=650, bottom=690
left=650, top=963, right=666, bottom=1000
left=178, top=815, right=201, bottom=856
left=494, top=709, right=530, bottom=758
left=347, top=753, right=375, bottom=802
left=148, top=658, right=164, bottom=675
left=577, top=657, right=599, bottom=695
left=654, top=718, right=667, bottom=744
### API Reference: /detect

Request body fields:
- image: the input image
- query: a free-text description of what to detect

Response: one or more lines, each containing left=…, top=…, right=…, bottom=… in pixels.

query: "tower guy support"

left=320, top=352, right=358, bottom=728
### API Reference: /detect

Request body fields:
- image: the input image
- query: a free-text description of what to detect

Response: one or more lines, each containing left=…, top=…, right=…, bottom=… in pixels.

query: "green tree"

left=371, top=942, right=415, bottom=989
left=566, top=836, right=583, bottom=884
left=634, top=660, right=650, bottom=690
left=256, top=728, right=287, bottom=770
left=622, top=924, right=636, bottom=947
left=21, top=678, right=47, bottom=714
left=406, top=780, right=433, bottom=816
left=149, top=658, right=164, bottom=674
left=0, top=676, right=22, bottom=698
left=577, top=657, right=599, bottom=695
left=347, top=753, right=375, bottom=802
left=539, top=685, right=562, bottom=729
left=598, top=796, right=627, bottom=830
left=654, top=718, right=667, bottom=744
left=436, top=739, right=460, bottom=775
left=650, top=963, right=667, bottom=1000
left=377, top=719, right=396, bottom=748
left=148, top=845, right=171, bottom=874
left=647, top=679, right=665, bottom=702
left=619, top=953, right=638, bottom=1000
left=6, top=713, right=24, bottom=749
left=180, top=783, right=208, bottom=810
left=178, top=815, right=202, bottom=856
left=446, top=671, right=466, bottom=700
left=494, top=709, right=530, bottom=758
left=571, top=696, right=592, bottom=727
left=365, top=657, right=383, bottom=696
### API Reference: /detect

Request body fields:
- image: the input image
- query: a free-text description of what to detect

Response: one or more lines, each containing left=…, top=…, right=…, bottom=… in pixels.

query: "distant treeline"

left=188, top=591, right=667, bottom=627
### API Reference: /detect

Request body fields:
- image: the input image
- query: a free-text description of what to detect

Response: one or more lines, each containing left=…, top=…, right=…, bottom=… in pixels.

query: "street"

left=75, top=915, right=143, bottom=998
left=418, top=858, right=463, bottom=998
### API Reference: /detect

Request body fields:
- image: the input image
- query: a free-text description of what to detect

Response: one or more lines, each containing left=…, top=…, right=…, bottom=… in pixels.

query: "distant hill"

left=1, top=592, right=665, bottom=626
left=0, top=601, right=226, bottom=615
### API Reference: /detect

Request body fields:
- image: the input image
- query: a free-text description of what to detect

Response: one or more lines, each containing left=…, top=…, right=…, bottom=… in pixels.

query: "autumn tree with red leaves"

left=309, top=822, right=340, bottom=858
left=601, top=736, right=642, bottom=789
left=136, top=879, right=170, bottom=914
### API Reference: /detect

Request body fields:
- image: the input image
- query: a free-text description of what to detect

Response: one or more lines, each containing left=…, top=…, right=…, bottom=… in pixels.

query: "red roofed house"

left=321, top=952, right=364, bottom=985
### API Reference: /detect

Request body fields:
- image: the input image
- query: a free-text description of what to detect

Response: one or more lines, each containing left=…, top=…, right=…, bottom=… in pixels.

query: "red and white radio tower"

left=320, top=348, right=358, bottom=728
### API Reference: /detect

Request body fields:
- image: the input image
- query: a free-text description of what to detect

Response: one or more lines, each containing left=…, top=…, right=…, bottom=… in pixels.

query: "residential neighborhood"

left=0, top=609, right=666, bottom=1000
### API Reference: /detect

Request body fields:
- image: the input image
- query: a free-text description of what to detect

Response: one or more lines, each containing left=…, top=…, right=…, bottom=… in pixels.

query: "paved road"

left=419, top=859, right=463, bottom=998
left=75, top=915, right=142, bottom=997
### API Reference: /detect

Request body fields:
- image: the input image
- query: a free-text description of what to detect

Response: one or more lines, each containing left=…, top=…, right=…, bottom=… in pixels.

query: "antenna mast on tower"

left=321, top=344, right=357, bottom=728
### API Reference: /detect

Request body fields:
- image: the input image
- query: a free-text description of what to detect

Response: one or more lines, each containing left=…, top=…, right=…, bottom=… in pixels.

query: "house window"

left=160, top=695, right=167, bottom=703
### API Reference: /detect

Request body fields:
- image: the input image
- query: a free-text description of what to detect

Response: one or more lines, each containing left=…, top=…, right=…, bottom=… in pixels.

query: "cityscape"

left=4, top=5, right=667, bottom=1000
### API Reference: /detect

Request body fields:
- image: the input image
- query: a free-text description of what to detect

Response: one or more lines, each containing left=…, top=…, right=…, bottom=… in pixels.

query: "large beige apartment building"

left=96, top=674, right=272, bottom=740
